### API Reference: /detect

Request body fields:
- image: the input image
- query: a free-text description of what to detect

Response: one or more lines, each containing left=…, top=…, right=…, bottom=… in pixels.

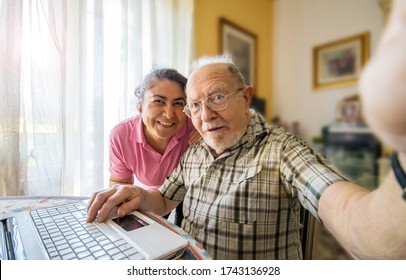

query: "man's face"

left=186, top=64, right=253, bottom=156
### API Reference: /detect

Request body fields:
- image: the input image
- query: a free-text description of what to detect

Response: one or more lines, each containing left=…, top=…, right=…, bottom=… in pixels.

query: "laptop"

left=0, top=200, right=188, bottom=260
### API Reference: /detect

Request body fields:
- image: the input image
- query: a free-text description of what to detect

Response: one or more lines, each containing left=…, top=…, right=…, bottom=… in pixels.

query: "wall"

left=272, top=0, right=384, bottom=144
left=194, top=0, right=273, bottom=120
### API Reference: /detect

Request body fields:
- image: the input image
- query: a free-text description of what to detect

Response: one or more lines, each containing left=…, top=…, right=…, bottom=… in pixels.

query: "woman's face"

left=140, top=79, right=187, bottom=145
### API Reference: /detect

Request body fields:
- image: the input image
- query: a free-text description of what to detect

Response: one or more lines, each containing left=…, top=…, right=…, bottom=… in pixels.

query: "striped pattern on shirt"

left=159, top=112, right=347, bottom=259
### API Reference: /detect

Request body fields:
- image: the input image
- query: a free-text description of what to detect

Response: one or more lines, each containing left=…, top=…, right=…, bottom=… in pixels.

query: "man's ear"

left=243, top=86, right=255, bottom=107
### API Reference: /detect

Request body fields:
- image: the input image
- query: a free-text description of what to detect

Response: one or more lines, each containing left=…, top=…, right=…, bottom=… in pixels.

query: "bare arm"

left=320, top=0, right=406, bottom=259
left=318, top=153, right=406, bottom=259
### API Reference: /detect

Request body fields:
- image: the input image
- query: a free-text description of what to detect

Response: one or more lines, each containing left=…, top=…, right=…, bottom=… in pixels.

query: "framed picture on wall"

left=313, top=32, right=370, bottom=90
left=219, top=17, right=257, bottom=86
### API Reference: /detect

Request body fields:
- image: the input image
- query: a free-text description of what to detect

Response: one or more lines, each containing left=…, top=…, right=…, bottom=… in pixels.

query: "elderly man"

left=87, top=53, right=406, bottom=259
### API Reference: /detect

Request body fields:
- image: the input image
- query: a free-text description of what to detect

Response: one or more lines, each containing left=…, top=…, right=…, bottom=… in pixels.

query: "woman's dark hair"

left=134, top=68, right=187, bottom=112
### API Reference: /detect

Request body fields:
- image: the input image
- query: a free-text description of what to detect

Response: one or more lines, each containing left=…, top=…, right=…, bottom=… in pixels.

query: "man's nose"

left=200, top=103, right=217, bottom=122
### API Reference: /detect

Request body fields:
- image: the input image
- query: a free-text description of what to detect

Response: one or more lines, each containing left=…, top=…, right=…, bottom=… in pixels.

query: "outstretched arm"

left=319, top=164, right=406, bottom=259
left=318, top=0, right=406, bottom=259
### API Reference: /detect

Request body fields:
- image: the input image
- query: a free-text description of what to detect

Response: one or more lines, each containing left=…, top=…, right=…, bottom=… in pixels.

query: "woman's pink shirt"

left=109, top=115, right=194, bottom=191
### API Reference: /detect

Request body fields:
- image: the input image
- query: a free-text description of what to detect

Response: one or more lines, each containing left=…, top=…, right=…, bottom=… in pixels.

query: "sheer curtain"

left=0, top=0, right=194, bottom=197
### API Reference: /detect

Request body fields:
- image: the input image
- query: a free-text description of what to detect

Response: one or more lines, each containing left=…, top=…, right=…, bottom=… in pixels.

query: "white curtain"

left=0, top=0, right=194, bottom=197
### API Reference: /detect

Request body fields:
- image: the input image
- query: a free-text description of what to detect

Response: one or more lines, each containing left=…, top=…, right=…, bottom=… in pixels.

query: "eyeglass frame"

left=183, top=87, right=244, bottom=119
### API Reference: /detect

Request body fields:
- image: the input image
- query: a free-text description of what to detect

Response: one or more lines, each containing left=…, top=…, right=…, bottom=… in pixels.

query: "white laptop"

left=0, top=200, right=188, bottom=260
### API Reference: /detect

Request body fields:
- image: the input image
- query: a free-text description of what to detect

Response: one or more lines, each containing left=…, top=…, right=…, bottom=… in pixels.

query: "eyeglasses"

left=183, top=88, right=243, bottom=119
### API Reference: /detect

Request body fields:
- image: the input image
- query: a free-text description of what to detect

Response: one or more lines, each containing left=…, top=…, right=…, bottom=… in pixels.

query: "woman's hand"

left=188, top=128, right=201, bottom=145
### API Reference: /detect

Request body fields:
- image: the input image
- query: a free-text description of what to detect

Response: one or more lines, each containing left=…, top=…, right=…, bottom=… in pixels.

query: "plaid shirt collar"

left=200, top=111, right=271, bottom=158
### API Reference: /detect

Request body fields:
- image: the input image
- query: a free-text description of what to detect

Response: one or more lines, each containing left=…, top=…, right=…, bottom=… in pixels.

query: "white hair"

left=188, top=54, right=246, bottom=86
left=189, top=54, right=234, bottom=73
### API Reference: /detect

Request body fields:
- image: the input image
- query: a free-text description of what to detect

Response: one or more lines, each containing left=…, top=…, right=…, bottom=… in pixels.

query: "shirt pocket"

left=216, top=163, right=262, bottom=224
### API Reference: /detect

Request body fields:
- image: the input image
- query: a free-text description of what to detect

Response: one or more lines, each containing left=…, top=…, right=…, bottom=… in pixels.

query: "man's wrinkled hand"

left=86, top=184, right=143, bottom=223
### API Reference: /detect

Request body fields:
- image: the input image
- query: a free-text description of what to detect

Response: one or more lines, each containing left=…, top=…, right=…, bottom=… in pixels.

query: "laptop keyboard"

left=30, top=202, right=145, bottom=260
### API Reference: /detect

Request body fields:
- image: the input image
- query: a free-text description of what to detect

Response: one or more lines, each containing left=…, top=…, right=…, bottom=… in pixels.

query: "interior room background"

left=0, top=0, right=387, bottom=197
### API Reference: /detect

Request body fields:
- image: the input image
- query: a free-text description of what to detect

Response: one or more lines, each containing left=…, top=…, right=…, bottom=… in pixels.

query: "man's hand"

left=188, top=128, right=201, bottom=145
left=86, top=184, right=145, bottom=223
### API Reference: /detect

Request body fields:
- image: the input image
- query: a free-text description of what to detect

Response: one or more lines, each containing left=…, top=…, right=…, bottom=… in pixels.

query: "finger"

left=191, top=132, right=197, bottom=142
left=96, top=187, right=137, bottom=222
left=86, top=188, right=116, bottom=222
left=188, top=130, right=201, bottom=145
left=87, top=191, right=98, bottom=211
left=116, top=196, right=142, bottom=217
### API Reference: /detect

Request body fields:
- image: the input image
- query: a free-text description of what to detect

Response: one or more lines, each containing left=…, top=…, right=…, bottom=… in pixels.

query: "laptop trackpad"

left=106, top=212, right=188, bottom=259
left=112, top=215, right=148, bottom=231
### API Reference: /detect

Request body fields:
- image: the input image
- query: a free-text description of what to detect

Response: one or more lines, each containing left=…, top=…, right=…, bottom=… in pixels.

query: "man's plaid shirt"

left=159, top=112, right=347, bottom=259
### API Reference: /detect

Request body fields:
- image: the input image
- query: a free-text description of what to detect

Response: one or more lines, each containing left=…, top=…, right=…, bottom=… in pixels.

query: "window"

left=0, top=0, right=193, bottom=197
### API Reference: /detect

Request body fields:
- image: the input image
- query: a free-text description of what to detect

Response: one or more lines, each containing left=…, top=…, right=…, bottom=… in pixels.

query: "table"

left=0, top=196, right=211, bottom=260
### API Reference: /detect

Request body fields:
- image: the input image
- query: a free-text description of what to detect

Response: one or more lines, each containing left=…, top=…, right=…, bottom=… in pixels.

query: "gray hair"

left=134, top=68, right=187, bottom=112
left=189, top=54, right=246, bottom=87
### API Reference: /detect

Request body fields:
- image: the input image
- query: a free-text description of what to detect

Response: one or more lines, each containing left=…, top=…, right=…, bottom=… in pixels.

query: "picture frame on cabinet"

left=313, top=32, right=370, bottom=90
left=336, top=96, right=362, bottom=123
left=219, top=17, right=257, bottom=86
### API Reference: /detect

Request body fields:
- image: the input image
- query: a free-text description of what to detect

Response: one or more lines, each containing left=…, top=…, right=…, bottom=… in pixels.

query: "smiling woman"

left=104, top=68, right=195, bottom=227
left=0, top=0, right=194, bottom=197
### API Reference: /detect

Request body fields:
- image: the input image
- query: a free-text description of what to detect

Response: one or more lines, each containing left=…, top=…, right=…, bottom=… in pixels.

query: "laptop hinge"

left=1, top=218, right=14, bottom=260
left=0, top=217, right=26, bottom=260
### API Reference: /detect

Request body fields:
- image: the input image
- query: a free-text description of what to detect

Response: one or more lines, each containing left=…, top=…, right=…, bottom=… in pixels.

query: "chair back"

left=300, top=207, right=316, bottom=259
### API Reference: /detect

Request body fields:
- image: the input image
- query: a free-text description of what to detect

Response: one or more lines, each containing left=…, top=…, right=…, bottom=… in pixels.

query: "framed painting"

left=313, top=32, right=370, bottom=90
left=219, top=17, right=257, bottom=86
